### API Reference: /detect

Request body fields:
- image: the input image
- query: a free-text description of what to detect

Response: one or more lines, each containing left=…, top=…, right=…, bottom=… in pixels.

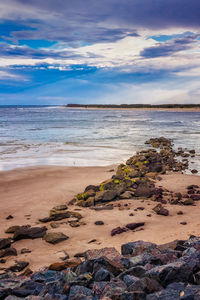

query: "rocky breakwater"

left=70, top=137, right=196, bottom=208
left=1, top=236, right=200, bottom=299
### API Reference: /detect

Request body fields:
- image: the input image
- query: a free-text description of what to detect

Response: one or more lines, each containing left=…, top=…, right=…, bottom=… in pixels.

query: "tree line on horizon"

left=67, top=104, right=200, bottom=108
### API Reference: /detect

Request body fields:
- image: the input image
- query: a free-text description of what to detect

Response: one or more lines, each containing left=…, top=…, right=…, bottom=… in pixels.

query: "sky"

left=0, top=0, right=200, bottom=105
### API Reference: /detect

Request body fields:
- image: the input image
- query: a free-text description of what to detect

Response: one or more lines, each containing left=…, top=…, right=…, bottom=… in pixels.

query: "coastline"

left=1, top=164, right=200, bottom=271
left=65, top=106, right=200, bottom=112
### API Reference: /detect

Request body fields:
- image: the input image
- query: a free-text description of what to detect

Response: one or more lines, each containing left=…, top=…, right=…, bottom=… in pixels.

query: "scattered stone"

left=50, top=222, right=60, bottom=228
left=177, top=211, right=183, bottom=215
left=0, top=247, right=17, bottom=258
left=111, top=227, right=127, bottom=236
left=147, top=214, right=152, bottom=217
left=39, top=210, right=83, bottom=222
left=13, top=226, right=47, bottom=241
left=180, top=222, right=187, bottom=225
left=0, top=238, right=11, bottom=250
left=153, top=204, right=169, bottom=216
left=182, top=198, right=194, bottom=205
left=191, top=169, right=198, bottom=174
left=43, top=232, right=69, bottom=244
left=20, top=248, right=31, bottom=254
left=6, top=215, right=13, bottom=220
left=95, top=221, right=104, bottom=225
left=129, top=213, right=134, bottom=216
left=125, top=222, right=145, bottom=231
left=88, top=239, right=97, bottom=244
left=9, top=260, right=29, bottom=272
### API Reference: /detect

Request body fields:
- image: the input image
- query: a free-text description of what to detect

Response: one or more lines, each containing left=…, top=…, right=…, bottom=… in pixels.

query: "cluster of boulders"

left=70, top=137, right=197, bottom=207
left=1, top=236, right=200, bottom=299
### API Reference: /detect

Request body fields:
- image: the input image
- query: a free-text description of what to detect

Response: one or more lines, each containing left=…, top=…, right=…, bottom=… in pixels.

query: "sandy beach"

left=0, top=165, right=200, bottom=272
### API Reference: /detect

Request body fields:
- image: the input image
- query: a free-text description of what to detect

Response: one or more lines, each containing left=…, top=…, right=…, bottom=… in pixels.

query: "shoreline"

left=1, top=164, right=200, bottom=271
left=65, top=106, right=200, bottom=112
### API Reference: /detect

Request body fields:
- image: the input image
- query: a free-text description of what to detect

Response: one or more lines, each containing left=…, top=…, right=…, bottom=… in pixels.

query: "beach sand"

left=0, top=166, right=200, bottom=271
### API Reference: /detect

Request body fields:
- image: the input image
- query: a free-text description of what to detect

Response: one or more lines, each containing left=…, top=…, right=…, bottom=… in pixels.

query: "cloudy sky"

left=0, top=0, right=200, bottom=105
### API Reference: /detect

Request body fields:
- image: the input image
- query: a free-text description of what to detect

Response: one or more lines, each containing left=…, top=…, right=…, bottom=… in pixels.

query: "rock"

left=111, top=227, right=127, bottom=236
left=95, top=190, right=118, bottom=203
left=177, top=211, right=183, bottom=215
left=121, top=240, right=157, bottom=256
left=135, top=182, right=153, bottom=198
left=13, top=226, right=47, bottom=241
left=94, top=267, right=111, bottom=281
left=146, top=260, right=193, bottom=287
left=43, top=232, right=69, bottom=244
left=123, top=274, right=139, bottom=287
left=180, top=221, right=187, bottom=225
left=5, top=226, right=20, bottom=234
left=128, top=277, right=163, bottom=294
left=101, top=278, right=127, bottom=298
left=9, top=261, right=29, bottom=272
left=20, top=248, right=31, bottom=254
left=191, top=169, right=198, bottom=174
left=6, top=215, right=13, bottom=220
left=120, top=191, right=133, bottom=199
left=52, top=204, right=68, bottom=211
left=125, top=222, right=145, bottom=231
left=0, top=238, right=12, bottom=250
left=190, top=194, right=200, bottom=201
left=153, top=204, right=169, bottom=216
left=48, top=260, right=79, bottom=271
left=181, top=198, right=194, bottom=205
left=0, top=247, right=17, bottom=258
left=20, top=267, right=33, bottom=276
left=84, top=247, right=121, bottom=264
left=50, top=222, right=60, bottom=228
left=68, top=285, right=93, bottom=300
left=39, top=210, right=83, bottom=222
left=95, top=221, right=104, bottom=225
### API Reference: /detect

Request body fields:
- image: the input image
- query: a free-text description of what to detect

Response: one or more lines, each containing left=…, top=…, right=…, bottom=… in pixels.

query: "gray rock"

left=43, top=232, right=69, bottom=244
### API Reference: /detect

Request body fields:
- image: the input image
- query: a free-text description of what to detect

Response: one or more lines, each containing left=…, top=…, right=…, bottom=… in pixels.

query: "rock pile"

left=1, top=236, right=200, bottom=299
left=71, top=137, right=196, bottom=207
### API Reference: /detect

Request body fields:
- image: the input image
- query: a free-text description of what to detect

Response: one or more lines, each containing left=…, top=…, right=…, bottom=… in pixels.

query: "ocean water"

left=0, top=106, right=200, bottom=172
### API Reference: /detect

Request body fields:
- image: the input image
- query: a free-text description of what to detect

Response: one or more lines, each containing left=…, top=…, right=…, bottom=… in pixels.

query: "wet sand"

left=0, top=166, right=200, bottom=271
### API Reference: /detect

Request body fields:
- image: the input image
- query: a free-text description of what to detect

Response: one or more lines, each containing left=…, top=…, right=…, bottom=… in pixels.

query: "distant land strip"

left=66, top=104, right=200, bottom=109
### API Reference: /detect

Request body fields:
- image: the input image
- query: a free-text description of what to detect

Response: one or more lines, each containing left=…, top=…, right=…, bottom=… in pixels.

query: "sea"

left=0, top=105, right=200, bottom=173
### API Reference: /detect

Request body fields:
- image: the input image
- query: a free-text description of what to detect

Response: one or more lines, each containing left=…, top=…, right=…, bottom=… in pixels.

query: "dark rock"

left=43, top=232, right=69, bottom=244
left=68, top=285, right=93, bottom=300
left=20, top=248, right=31, bottom=254
left=39, top=210, right=82, bottom=223
left=121, top=241, right=157, bottom=256
left=180, top=222, right=187, bottom=225
left=125, top=222, right=145, bottom=231
left=94, top=267, right=111, bottom=281
left=146, top=260, right=193, bottom=287
left=190, top=194, right=200, bottom=200
left=0, top=247, right=17, bottom=258
left=6, top=215, right=13, bottom=220
left=0, top=238, right=12, bottom=250
left=153, top=204, right=169, bottom=216
left=101, top=278, right=127, bottom=298
left=177, top=211, right=183, bottom=215
left=123, top=274, right=139, bottom=287
left=9, top=261, right=29, bottom=272
left=111, top=227, right=127, bottom=236
left=94, top=221, right=104, bottom=225
left=128, top=277, right=163, bottom=294
left=13, top=226, right=47, bottom=241
left=191, top=169, right=198, bottom=174
left=93, top=257, right=124, bottom=276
